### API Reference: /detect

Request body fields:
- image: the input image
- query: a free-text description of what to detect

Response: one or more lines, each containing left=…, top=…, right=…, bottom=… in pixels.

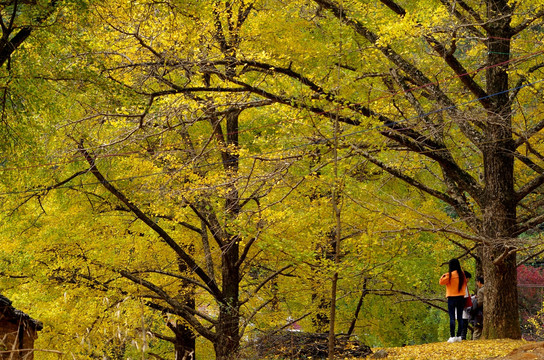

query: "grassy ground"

left=364, top=339, right=528, bottom=360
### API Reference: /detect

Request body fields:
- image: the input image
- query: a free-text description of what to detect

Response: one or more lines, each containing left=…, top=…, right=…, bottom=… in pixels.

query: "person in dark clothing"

left=472, top=276, right=485, bottom=340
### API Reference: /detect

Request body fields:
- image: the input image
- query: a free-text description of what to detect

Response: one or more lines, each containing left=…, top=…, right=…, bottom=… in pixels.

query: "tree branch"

left=153, top=215, right=203, bottom=234
left=379, top=0, right=405, bottom=16
left=518, top=245, right=544, bottom=267
left=511, top=9, right=544, bottom=35
left=365, top=288, right=447, bottom=313
left=375, top=126, right=484, bottom=202
left=77, top=143, right=223, bottom=301
left=240, top=265, right=293, bottom=304
left=136, top=269, right=212, bottom=294
left=424, top=35, right=491, bottom=110
left=454, top=0, right=485, bottom=25
left=351, top=145, right=456, bottom=205
left=493, top=246, right=518, bottom=266
left=311, top=0, right=484, bottom=146
left=120, top=270, right=217, bottom=331
left=142, top=299, right=217, bottom=341
left=515, top=115, right=544, bottom=149
left=515, top=214, right=544, bottom=237
left=516, top=172, right=544, bottom=203
left=437, top=0, right=485, bottom=38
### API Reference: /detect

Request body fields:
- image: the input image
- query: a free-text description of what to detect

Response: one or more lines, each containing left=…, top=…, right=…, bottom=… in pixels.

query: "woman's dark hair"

left=448, top=258, right=465, bottom=292
left=464, top=270, right=472, bottom=279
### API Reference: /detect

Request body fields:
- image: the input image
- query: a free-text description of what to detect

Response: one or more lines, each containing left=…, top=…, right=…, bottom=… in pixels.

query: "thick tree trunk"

left=479, top=141, right=520, bottom=338
left=477, top=0, right=521, bottom=339
left=481, top=249, right=520, bottom=338
left=479, top=136, right=520, bottom=338
left=479, top=131, right=520, bottom=339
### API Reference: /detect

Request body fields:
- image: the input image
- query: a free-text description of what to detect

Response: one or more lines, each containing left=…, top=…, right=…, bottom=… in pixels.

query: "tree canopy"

left=1, top=0, right=544, bottom=359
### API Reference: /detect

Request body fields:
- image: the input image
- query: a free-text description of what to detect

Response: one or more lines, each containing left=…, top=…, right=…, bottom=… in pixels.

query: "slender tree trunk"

left=172, top=251, right=197, bottom=359
left=311, top=231, right=333, bottom=332
left=328, top=80, right=342, bottom=359
left=347, top=278, right=367, bottom=337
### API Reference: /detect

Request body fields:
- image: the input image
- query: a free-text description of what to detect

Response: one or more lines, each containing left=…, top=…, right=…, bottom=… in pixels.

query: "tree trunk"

left=173, top=252, right=197, bottom=359
left=477, top=0, right=520, bottom=339
left=479, top=133, right=520, bottom=339
left=214, top=240, right=241, bottom=360
left=171, top=321, right=196, bottom=360
left=479, top=132, right=520, bottom=338
left=481, top=249, right=520, bottom=338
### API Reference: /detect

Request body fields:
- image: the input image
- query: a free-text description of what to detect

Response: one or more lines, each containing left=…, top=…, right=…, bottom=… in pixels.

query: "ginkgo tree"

left=83, top=0, right=543, bottom=341
left=219, top=0, right=543, bottom=339
left=1, top=1, right=344, bottom=359
left=0, top=1, right=449, bottom=358
left=3, top=0, right=544, bottom=359
left=0, top=0, right=73, bottom=143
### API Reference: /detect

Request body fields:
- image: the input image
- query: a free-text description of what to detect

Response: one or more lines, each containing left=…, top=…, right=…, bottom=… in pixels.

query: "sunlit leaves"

left=372, top=339, right=527, bottom=360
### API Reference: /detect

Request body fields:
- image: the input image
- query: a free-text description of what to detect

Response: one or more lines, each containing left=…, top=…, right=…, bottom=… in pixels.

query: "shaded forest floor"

left=365, top=339, right=542, bottom=360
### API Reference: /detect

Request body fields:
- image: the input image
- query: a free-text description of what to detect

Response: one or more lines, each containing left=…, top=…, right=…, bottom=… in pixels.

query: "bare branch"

left=240, top=265, right=293, bottom=304
left=493, top=246, right=518, bottom=266
left=437, top=0, right=485, bottom=38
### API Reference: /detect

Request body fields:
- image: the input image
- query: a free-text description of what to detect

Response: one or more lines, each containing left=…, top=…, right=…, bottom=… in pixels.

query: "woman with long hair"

left=439, top=258, right=467, bottom=342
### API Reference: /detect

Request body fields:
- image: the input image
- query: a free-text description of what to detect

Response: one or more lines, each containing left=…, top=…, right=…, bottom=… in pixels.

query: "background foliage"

left=0, top=0, right=544, bottom=359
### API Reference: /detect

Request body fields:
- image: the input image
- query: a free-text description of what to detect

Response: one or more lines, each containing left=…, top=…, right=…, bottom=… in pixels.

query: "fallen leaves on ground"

left=365, top=339, right=528, bottom=360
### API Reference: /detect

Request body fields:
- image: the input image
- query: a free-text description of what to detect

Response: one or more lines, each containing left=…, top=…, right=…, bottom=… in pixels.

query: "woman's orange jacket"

left=439, top=270, right=467, bottom=297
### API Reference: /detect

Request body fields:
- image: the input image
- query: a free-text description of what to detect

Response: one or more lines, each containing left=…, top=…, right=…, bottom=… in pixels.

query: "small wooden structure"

left=0, top=295, right=42, bottom=360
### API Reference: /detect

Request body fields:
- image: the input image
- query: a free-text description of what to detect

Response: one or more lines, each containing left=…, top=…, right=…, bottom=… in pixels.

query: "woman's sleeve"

left=439, top=273, right=449, bottom=285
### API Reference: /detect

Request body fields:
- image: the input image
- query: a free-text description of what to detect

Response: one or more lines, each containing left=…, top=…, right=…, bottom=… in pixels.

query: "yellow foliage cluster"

left=366, top=339, right=527, bottom=360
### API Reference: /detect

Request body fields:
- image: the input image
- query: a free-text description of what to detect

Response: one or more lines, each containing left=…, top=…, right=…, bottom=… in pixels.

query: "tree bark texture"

left=171, top=321, right=196, bottom=360
left=213, top=240, right=241, bottom=360
left=477, top=0, right=520, bottom=338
